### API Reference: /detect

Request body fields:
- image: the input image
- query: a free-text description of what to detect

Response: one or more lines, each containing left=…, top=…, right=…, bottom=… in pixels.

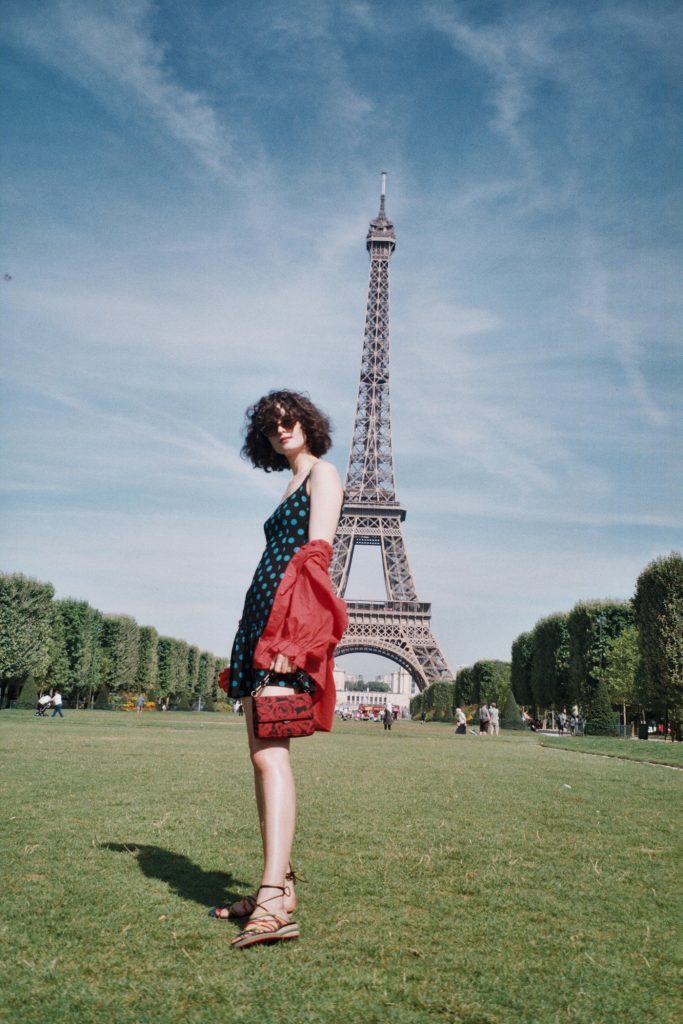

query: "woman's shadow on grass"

left=101, top=843, right=249, bottom=909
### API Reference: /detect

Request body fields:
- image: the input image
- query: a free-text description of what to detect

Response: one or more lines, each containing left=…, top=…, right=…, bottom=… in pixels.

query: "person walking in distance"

left=478, top=703, right=490, bottom=735
left=50, top=689, right=64, bottom=718
left=383, top=706, right=392, bottom=731
left=210, top=391, right=346, bottom=949
left=489, top=701, right=500, bottom=736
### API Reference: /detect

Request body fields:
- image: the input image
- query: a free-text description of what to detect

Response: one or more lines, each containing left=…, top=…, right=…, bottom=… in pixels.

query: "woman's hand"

left=270, top=653, right=295, bottom=674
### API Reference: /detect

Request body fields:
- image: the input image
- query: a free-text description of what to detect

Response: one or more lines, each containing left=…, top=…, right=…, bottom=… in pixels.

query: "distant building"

left=334, top=663, right=414, bottom=716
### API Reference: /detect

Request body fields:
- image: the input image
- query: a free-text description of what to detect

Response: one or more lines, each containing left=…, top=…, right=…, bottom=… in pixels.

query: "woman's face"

left=265, top=406, right=308, bottom=457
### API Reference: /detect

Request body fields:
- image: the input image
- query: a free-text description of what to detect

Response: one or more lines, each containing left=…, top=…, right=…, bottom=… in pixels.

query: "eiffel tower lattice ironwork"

left=331, top=174, right=452, bottom=690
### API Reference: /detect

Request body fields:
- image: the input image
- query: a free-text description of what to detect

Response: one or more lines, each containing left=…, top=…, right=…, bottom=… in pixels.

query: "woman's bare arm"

left=269, top=459, right=343, bottom=674
left=307, top=460, right=343, bottom=545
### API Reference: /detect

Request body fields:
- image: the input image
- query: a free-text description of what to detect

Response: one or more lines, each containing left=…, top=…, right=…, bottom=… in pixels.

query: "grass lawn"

left=541, top=735, right=683, bottom=768
left=1, top=712, right=681, bottom=1024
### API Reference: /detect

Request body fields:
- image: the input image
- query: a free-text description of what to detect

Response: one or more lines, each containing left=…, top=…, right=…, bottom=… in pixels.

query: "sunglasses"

left=259, top=411, right=298, bottom=436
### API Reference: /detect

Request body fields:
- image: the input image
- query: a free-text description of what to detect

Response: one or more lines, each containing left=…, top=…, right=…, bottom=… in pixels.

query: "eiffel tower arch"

left=332, top=174, right=452, bottom=691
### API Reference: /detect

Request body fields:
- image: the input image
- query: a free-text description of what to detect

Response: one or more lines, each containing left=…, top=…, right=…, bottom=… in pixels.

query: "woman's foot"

left=210, top=867, right=300, bottom=920
left=209, top=895, right=257, bottom=920
left=231, top=913, right=299, bottom=948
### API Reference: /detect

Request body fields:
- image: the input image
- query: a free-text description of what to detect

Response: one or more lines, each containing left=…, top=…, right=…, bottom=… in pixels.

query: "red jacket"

left=253, top=539, right=347, bottom=732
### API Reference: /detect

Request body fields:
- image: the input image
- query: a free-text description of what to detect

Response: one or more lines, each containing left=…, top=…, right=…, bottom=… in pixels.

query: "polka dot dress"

left=228, top=477, right=312, bottom=698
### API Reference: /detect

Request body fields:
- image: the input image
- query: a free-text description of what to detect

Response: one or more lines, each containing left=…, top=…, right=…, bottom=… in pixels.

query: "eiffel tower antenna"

left=332, top=174, right=452, bottom=689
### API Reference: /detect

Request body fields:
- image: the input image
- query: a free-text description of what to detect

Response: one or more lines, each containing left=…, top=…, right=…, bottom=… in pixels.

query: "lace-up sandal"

left=211, top=863, right=304, bottom=921
left=230, top=885, right=299, bottom=949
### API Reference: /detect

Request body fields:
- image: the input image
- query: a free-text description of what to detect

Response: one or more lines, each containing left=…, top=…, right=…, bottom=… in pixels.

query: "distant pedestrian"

left=51, top=689, right=64, bottom=718
left=383, top=707, right=392, bottom=731
left=478, top=703, right=490, bottom=735
left=557, top=710, right=567, bottom=736
left=420, top=710, right=427, bottom=725
left=570, top=713, right=577, bottom=736
left=136, top=693, right=145, bottom=714
left=489, top=702, right=500, bottom=736
left=454, top=707, right=466, bottom=734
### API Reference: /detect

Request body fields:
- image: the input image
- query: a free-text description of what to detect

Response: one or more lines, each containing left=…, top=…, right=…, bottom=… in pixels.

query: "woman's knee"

left=250, top=741, right=291, bottom=775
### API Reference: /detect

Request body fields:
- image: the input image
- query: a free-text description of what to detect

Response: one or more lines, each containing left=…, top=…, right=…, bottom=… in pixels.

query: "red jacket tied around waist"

left=219, top=539, right=348, bottom=733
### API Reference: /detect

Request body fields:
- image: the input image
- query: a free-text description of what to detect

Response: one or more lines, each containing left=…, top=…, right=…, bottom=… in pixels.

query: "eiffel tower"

left=331, top=174, right=452, bottom=690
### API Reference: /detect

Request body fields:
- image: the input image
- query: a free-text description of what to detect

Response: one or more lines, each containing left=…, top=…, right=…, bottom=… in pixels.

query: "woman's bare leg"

left=243, top=694, right=297, bottom=919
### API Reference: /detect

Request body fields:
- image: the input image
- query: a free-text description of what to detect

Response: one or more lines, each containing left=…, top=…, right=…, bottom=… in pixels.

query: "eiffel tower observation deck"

left=331, top=174, right=452, bottom=690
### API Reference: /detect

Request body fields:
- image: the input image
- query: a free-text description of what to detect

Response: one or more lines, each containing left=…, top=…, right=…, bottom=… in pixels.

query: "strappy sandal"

left=210, top=863, right=304, bottom=921
left=209, top=895, right=257, bottom=920
left=231, top=885, right=299, bottom=949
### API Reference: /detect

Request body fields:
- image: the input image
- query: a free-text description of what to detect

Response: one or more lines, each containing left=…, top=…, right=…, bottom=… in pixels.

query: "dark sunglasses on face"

left=260, top=412, right=298, bottom=436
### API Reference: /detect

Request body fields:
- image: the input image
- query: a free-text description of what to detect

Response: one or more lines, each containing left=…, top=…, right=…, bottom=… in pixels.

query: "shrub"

left=15, top=674, right=40, bottom=709
left=584, top=679, right=619, bottom=736
left=501, top=689, right=524, bottom=729
left=93, top=684, right=111, bottom=710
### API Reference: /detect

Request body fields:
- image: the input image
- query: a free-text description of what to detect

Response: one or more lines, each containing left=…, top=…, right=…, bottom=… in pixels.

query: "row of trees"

left=510, top=552, right=682, bottom=734
left=0, top=573, right=229, bottom=709
left=411, top=552, right=682, bottom=735
left=410, top=660, right=521, bottom=726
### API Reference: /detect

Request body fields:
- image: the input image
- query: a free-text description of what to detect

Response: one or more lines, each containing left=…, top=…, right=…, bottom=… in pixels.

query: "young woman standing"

left=212, top=390, right=347, bottom=949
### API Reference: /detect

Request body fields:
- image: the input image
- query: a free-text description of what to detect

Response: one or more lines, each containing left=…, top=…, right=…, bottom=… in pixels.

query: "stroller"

left=35, top=694, right=53, bottom=717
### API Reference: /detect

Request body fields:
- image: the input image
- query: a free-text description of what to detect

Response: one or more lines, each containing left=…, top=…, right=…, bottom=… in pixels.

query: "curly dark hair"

left=241, top=390, right=333, bottom=472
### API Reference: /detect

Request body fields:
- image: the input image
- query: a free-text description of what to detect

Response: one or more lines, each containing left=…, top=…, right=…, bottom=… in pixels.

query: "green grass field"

left=1, top=712, right=681, bottom=1024
left=541, top=735, right=683, bottom=768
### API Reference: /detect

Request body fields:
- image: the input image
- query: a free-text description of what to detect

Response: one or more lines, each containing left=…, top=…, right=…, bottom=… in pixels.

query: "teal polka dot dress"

left=228, top=477, right=312, bottom=698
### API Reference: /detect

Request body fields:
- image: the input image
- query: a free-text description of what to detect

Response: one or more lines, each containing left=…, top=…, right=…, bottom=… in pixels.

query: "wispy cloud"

left=7, top=0, right=229, bottom=174
left=425, top=2, right=568, bottom=198
left=578, top=255, right=669, bottom=427
left=270, top=0, right=373, bottom=134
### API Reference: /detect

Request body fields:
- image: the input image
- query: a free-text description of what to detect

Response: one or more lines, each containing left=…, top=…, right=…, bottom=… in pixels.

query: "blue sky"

left=1, top=0, right=681, bottom=677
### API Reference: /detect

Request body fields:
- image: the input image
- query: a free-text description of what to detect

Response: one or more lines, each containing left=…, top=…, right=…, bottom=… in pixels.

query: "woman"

left=214, top=390, right=347, bottom=949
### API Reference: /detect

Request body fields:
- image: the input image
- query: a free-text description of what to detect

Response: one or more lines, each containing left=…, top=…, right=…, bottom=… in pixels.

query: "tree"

left=511, top=632, right=534, bottom=707
left=422, top=680, right=456, bottom=721
left=44, top=606, right=70, bottom=692
left=603, top=625, right=641, bottom=734
left=56, top=599, right=102, bottom=704
left=584, top=678, right=618, bottom=736
left=156, top=636, right=190, bottom=699
left=187, top=645, right=200, bottom=698
left=99, top=615, right=140, bottom=694
left=0, top=573, right=55, bottom=705
left=531, top=614, right=572, bottom=711
left=197, top=652, right=216, bottom=698
left=136, top=626, right=158, bottom=696
left=567, top=601, right=634, bottom=711
left=472, top=660, right=511, bottom=707
left=634, top=552, right=683, bottom=723
left=454, top=666, right=475, bottom=706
